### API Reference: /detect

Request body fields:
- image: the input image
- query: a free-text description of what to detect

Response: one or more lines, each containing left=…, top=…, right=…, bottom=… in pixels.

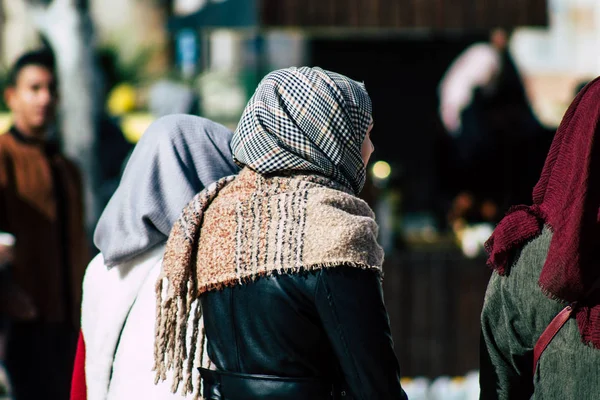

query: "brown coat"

left=0, top=128, right=88, bottom=327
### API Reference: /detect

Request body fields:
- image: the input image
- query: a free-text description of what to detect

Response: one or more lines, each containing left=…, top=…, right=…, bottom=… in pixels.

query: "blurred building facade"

left=512, top=0, right=600, bottom=126
left=0, top=0, right=170, bottom=74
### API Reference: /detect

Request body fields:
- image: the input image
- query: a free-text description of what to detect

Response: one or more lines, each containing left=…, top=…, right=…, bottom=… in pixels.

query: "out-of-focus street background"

left=1, top=0, right=599, bottom=398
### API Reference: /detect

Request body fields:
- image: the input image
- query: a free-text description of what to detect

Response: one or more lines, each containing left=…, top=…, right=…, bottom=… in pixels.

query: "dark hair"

left=7, top=49, right=56, bottom=87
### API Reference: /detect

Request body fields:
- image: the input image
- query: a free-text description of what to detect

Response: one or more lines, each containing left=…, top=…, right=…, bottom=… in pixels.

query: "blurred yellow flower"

left=0, top=113, right=12, bottom=134
left=107, top=84, right=137, bottom=115
left=120, top=113, right=155, bottom=143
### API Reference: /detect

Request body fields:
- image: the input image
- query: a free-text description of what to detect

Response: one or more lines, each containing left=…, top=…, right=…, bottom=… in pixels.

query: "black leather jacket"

left=200, top=267, right=408, bottom=400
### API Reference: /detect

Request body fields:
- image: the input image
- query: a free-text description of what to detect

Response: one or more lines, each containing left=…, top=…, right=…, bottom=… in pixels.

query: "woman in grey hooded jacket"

left=73, top=114, right=238, bottom=400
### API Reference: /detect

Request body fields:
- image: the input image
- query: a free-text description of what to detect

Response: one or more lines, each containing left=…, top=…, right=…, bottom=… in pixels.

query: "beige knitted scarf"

left=154, top=168, right=384, bottom=397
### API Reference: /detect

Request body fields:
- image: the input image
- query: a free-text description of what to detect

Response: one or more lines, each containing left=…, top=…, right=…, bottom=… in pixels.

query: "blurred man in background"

left=0, top=49, right=88, bottom=399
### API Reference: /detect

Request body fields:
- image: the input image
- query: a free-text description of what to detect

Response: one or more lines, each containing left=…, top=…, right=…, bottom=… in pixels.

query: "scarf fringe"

left=154, top=174, right=237, bottom=399
left=196, top=261, right=383, bottom=294
left=154, top=273, right=199, bottom=397
left=485, top=204, right=545, bottom=275
left=184, top=288, right=201, bottom=395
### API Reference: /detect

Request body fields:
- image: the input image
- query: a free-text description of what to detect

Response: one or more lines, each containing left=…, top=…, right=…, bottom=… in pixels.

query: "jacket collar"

left=9, top=126, right=60, bottom=156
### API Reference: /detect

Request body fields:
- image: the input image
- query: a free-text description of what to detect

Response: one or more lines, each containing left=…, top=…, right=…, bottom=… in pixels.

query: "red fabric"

left=485, top=76, right=600, bottom=348
left=70, top=330, right=87, bottom=400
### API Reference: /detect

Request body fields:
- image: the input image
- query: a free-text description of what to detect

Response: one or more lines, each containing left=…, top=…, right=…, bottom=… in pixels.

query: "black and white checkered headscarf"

left=231, top=66, right=372, bottom=194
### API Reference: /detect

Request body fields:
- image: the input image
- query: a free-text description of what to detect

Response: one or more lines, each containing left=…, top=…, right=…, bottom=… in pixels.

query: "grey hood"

left=94, top=114, right=238, bottom=267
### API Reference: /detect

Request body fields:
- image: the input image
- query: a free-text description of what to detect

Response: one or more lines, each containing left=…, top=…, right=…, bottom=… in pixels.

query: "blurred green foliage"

left=0, top=67, right=9, bottom=112
left=97, top=45, right=156, bottom=94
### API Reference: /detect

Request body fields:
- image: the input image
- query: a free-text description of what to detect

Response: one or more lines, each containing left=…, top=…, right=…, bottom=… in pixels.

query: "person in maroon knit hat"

left=480, top=77, right=600, bottom=399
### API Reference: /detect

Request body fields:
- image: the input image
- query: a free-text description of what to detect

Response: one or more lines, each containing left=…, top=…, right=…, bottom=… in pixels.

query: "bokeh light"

left=372, top=160, right=391, bottom=180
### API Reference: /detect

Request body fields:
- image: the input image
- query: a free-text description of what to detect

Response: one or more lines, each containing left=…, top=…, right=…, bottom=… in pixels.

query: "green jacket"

left=480, top=227, right=600, bottom=399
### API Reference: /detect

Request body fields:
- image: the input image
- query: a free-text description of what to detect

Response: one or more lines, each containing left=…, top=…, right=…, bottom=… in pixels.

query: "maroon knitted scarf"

left=485, top=77, right=600, bottom=348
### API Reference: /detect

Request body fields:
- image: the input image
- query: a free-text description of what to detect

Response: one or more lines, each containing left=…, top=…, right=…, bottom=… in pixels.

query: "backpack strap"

left=532, top=270, right=600, bottom=376
left=532, top=304, right=574, bottom=376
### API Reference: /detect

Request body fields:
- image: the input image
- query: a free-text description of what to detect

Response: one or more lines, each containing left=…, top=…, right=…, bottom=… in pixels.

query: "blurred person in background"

left=438, top=28, right=508, bottom=139
left=439, top=28, right=551, bottom=228
left=438, top=29, right=511, bottom=229
left=71, top=115, right=238, bottom=399
left=0, top=49, right=88, bottom=400
left=481, top=78, right=600, bottom=398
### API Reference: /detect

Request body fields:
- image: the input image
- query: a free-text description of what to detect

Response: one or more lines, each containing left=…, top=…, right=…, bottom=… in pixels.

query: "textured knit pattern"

left=154, top=168, right=383, bottom=397
left=485, top=76, right=600, bottom=349
left=231, top=67, right=372, bottom=195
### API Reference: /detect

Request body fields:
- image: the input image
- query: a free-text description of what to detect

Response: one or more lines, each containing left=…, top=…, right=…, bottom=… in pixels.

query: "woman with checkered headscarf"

left=154, top=67, right=407, bottom=400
